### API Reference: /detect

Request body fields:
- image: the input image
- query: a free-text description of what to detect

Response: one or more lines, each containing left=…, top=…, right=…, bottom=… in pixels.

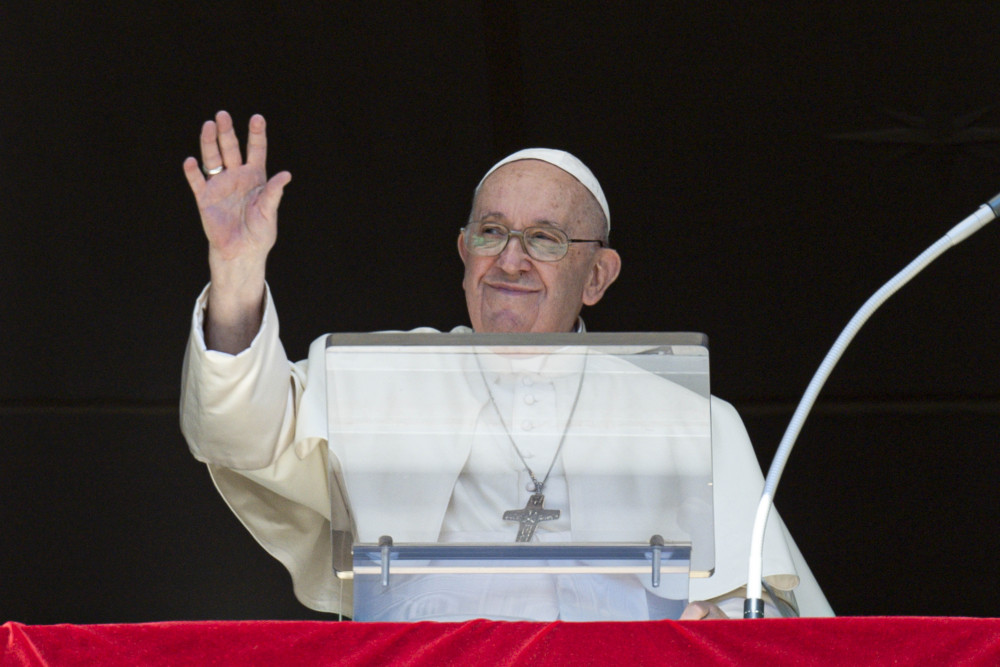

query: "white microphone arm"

left=743, top=192, right=1000, bottom=619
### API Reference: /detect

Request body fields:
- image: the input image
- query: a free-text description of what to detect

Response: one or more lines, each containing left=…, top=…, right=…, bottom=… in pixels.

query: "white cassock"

left=181, top=285, right=833, bottom=619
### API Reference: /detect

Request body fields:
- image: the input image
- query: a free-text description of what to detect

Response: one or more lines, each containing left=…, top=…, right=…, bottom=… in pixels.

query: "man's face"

left=458, top=159, right=620, bottom=333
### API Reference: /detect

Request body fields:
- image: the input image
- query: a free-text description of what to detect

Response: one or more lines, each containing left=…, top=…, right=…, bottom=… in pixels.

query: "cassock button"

left=525, top=481, right=536, bottom=491
left=521, top=420, right=534, bottom=431
left=523, top=394, right=536, bottom=405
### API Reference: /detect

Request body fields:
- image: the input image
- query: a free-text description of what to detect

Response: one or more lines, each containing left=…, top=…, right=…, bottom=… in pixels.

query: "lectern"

left=325, top=333, right=714, bottom=621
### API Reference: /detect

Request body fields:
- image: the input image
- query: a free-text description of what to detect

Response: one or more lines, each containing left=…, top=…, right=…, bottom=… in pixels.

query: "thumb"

left=259, top=170, right=292, bottom=213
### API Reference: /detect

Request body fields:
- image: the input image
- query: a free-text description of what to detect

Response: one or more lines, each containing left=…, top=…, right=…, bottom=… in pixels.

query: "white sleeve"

left=179, top=283, right=344, bottom=613
left=179, top=282, right=303, bottom=470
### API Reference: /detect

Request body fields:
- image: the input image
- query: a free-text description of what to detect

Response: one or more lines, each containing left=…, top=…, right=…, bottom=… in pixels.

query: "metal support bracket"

left=379, top=535, right=393, bottom=588
left=649, top=534, right=664, bottom=588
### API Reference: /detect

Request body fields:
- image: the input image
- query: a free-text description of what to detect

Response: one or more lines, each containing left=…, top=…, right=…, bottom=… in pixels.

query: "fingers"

left=704, top=604, right=729, bottom=619
left=245, top=114, right=268, bottom=169
left=187, top=111, right=279, bottom=196
left=679, top=602, right=707, bottom=620
left=214, top=110, right=244, bottom=169
left=182, top=156, right=206, bottom=197
left=679, top=601, right=729, bottom=620
left=197, top=111, right=268, bottom=177
left=199, top=118, right=223, bottom=174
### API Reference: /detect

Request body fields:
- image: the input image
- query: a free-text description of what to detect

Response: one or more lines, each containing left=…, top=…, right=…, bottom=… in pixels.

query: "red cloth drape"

left=4, top=617, right=1000, bottom=666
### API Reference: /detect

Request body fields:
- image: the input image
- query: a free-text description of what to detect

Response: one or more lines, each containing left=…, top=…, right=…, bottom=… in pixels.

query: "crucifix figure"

left=503, top=493, right=560, bottom=542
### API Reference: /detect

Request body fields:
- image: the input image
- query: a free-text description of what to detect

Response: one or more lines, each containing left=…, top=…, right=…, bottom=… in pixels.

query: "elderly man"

left=181, top=111, right=830, bottom=621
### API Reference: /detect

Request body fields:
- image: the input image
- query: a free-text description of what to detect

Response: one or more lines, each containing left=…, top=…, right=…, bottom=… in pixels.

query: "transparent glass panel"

left=326, top=333, right=714, bottom=621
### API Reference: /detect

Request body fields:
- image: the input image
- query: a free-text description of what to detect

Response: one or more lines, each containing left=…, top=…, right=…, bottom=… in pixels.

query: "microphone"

left=744, top=191, right=1000, bottom=619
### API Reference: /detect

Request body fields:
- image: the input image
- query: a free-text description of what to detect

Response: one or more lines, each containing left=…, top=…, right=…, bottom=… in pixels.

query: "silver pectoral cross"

left=503, top=493, right=560, bottom=542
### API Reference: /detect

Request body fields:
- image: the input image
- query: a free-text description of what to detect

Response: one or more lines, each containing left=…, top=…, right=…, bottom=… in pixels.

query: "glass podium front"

left=325, top=333, right=714, bottom=621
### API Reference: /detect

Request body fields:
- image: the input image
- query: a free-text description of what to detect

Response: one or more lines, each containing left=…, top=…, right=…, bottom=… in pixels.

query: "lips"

left=485, top=281, right=539, bottom=296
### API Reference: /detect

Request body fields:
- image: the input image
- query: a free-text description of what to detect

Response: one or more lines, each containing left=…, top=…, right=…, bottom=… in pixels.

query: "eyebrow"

left=478, top=212, right=564, bottom=228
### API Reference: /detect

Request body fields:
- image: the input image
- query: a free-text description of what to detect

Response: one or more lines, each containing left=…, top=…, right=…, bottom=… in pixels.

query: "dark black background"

left=3, top=3, right=998, bottom=623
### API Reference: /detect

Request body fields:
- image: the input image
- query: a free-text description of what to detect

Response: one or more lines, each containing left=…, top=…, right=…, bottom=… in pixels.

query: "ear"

left=457, top=230, right=469, bottom=265
left=582, top=247, right=621, bottom=306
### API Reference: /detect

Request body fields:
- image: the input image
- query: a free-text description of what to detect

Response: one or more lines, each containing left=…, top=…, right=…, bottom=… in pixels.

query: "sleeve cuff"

left=190, top=281, right=274, bottom=357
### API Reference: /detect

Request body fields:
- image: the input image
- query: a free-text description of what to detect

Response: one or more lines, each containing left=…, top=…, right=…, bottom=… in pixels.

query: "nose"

left=495, top=231, right=533, bottom=272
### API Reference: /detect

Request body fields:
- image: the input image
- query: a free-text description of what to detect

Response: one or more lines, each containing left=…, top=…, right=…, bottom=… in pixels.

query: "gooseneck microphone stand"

left=744, top=192, right=1000, bottom=618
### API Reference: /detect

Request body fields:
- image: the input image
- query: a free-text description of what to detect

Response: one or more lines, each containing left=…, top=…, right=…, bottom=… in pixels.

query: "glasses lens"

left=524, top=227, right=569, bottom=261
left=466, top=222, right=508, bottom=255
left=465, top=222, right=571, bottom=261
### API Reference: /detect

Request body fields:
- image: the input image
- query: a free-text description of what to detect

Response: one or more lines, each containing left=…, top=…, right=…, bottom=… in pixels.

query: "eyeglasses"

left=461, top=221, right=605, bottom=262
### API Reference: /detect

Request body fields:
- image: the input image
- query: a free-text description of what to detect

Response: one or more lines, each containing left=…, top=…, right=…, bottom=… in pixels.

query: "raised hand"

left=183, top=110, right=291, bottom=267
left=182, top=111, right=291, bottom=353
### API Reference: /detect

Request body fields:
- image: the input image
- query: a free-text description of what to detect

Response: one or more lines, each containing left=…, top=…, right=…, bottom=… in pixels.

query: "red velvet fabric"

left=3, top=618, right=1000, bottom=666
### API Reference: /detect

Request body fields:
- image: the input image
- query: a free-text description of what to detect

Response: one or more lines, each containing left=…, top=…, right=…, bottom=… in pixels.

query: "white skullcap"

left=475, top=148, right=610, bottom=232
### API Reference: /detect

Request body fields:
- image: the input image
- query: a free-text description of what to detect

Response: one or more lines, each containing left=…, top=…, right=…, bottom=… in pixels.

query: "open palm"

left=183, top=111, right=290, bottom=266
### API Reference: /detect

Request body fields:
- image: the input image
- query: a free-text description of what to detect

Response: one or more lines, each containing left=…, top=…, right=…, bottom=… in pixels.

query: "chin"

left=480, top=322, right=531, bottom=334
left=478, top=312, right=537, bottom=334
